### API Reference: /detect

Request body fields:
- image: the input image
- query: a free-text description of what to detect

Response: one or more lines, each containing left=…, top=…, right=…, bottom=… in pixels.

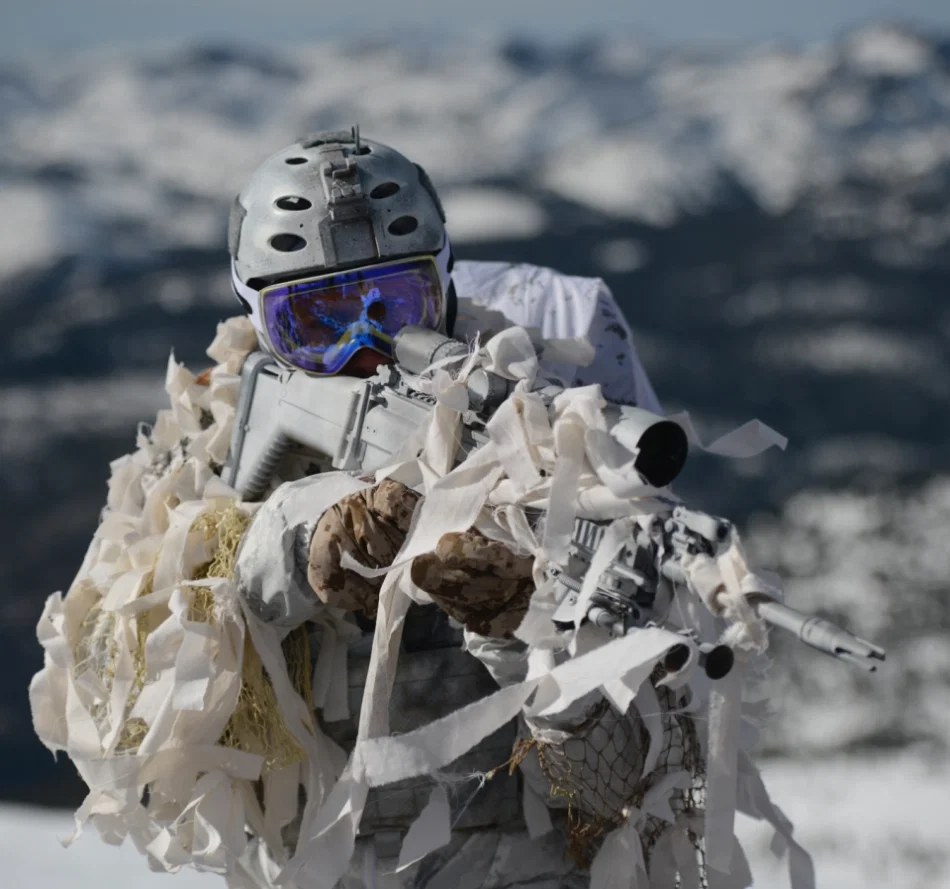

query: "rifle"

left=222, top=326, right=885, bottom=674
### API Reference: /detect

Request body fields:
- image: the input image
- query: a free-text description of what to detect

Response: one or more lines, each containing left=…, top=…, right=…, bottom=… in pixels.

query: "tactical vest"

left=315, top=603, right=523, bottom=847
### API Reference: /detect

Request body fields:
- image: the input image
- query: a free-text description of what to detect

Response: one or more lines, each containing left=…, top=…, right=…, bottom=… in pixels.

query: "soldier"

left=228, top=128, right=667, bottom=888
left=34, top=126, right=852, bottom=889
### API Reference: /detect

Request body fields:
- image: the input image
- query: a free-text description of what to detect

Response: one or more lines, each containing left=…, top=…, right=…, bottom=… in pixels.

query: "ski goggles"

left=234, top=251, right=447, bottom=375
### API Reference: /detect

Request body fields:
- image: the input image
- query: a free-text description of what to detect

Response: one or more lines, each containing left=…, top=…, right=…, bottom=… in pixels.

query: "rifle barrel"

left=753, top=599, right=886, bottom=672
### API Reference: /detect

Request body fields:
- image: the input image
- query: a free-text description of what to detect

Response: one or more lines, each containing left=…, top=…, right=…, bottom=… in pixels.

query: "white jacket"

left=452, top=260, right=661, bottom=413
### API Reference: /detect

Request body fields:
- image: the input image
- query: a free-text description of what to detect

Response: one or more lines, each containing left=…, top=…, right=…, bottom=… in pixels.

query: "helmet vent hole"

left=370, top=182, right=400, bottom=199
left=284, top=157, right=308, bottom=165
left=275, top=196, right=312, bottom=211
left=388, top=215, right=418, bottom=235
left=269, top=233, right=307, bottom=252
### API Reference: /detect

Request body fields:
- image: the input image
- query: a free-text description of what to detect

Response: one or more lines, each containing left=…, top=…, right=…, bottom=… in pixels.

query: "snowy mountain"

left=1, top=23, right=948, bottom=807
left=3, top=24, right=950, bottom=282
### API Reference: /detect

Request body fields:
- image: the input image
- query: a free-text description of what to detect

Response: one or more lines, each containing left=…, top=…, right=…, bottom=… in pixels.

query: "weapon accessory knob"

left=700, top=644, right=735, bottom=680
left=663, top=644, right=691, bottom=673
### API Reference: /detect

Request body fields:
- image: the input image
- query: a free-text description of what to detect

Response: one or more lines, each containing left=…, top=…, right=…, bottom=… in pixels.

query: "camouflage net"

left=73, top=573, right=159, bottom=756
left=522, top=673, right=707, bottom=884
left=193, top=505, right=315, bottom=771
left=638, top=683, right=708, bottom=888
left=71, top=503, right=314, bottom=773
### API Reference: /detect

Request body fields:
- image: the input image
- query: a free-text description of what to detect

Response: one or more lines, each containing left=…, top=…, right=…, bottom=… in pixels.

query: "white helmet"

left=228, top=128, right=455, bottom=374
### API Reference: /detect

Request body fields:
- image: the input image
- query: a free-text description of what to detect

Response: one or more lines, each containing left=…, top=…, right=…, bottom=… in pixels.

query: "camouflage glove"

left=307, top=478, right=418, bottom=617
left=308, top=479, right=534, bottom=637
left=410, top=531, right=534, bottom=638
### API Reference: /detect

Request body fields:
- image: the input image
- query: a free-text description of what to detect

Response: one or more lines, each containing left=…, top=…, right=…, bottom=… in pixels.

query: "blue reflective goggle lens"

left=260, top=257, right=444, bottom=375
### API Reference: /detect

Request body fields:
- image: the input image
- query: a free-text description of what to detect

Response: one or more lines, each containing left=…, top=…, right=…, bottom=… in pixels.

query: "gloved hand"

left=410, top=531, right=534, bottom=638
left=307, top=478, right=418, bottom=616
left=308, top=479, right=534, bottom=638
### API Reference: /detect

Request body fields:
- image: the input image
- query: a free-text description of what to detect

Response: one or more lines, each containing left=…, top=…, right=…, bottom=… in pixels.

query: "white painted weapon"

left=222, top=325, right=885, bottom=673
left=222, top=325, right=687, bottom=500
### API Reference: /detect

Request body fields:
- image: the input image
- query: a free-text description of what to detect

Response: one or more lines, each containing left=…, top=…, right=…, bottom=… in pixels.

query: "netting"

left=70, top=504, right=314, bottom=772
left=527, top=671, right=708, bottom=884
left=193, top=506, right=316, bottom=771
left=638, top=682, right=708, bottom=888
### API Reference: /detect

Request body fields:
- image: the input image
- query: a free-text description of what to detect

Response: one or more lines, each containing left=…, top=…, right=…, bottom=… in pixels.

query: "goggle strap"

left=231, top=260, right=265, bottom=335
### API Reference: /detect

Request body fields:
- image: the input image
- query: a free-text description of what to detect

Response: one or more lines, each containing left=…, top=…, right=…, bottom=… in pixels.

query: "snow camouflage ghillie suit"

left=30, top=262, right=813, bottom=889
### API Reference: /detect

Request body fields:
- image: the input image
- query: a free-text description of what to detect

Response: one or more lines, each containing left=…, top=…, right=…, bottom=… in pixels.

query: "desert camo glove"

left=307, top=478, right=534, bottom=638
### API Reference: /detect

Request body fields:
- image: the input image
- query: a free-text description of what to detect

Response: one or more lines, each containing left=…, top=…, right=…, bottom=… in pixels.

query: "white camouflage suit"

left=233, top=259, right=662, bottom=889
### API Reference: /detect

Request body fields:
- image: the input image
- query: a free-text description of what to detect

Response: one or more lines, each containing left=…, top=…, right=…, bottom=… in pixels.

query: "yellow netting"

left=192, top=504, right=315, bottom=772
left=72, top=502, right=314, bottom=772
left=116, top=568, right=162, bottom=754
left=73, top=597, right=118, bottom=737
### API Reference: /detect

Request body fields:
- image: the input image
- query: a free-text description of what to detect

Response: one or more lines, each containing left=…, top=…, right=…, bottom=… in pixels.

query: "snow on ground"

left=593, top=238, right=650, bottom=274
left=735, top=753, right=950, bottom=889
left=540, top=130, right=721, bottom=226
left=0, top=803, right=221, bottom=889
left=3, top=753, right=945, bottom=888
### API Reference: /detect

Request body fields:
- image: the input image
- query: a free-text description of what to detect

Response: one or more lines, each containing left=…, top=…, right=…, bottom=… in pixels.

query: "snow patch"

left=440, top=188, right=548, bottom=242
left=803, top=435, right=927, bottom=476
left=736, top=753, right=950, bottom=889
left=591, top=38, right=652, bottom=76
left=755, top=325, right=942, bottom=375
left=2, top=753, right=945, bottom=889
left=845, top=25, right=932, bottom=78
left=0, top=375, right=167, bottom=460
left=745, top=477, right=950, bottom=753
left=725, top=277, right=872, bottom=324
left=0, top=187, right=62, bottom=280
left=593, top=238, right=650, bottom=273
left=541, top=133, right=718, bottom=225
left=0, top=804, right=221, bottom=889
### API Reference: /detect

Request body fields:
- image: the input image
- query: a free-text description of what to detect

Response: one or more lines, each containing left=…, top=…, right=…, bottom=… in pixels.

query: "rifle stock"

left=222, top=326, right=686, bottom=501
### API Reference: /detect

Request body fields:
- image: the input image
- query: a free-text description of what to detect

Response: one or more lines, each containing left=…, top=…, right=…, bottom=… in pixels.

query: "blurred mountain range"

left=1, top=22, right=948, bottom=807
